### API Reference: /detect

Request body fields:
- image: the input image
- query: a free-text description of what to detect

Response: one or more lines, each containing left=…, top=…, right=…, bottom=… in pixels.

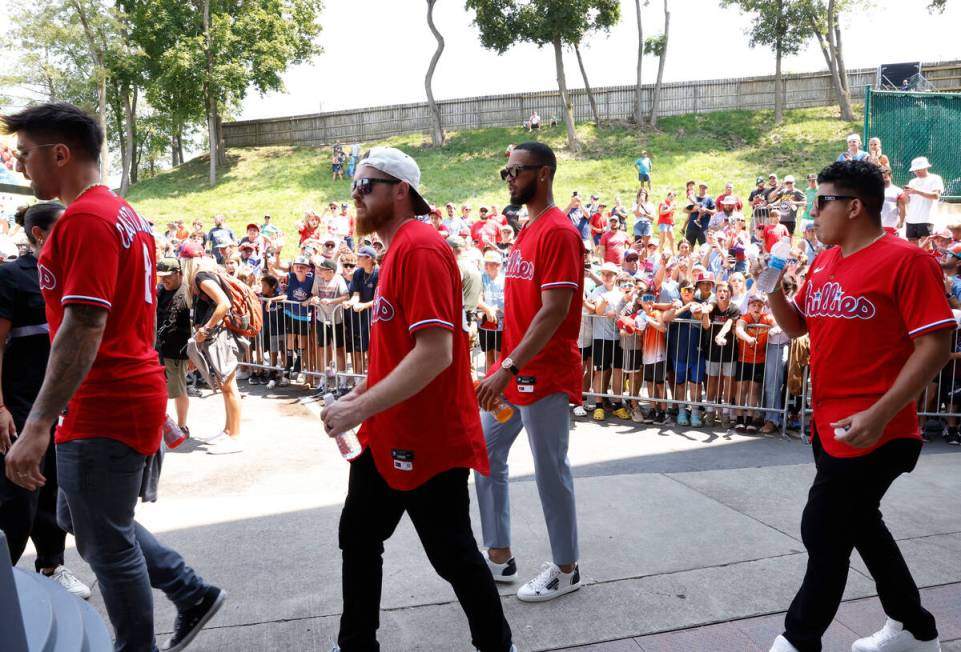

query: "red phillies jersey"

left=357, top=220, right=488, bottom=490
left=38, top=186, right=166, bottom=455
left=793, top=234, right=954, bottom=458
left=497, top=207, right=584, bottom=405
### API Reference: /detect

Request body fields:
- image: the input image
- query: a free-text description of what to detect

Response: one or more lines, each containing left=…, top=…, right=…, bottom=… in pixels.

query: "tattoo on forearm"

left=26, top=305, right=107, bottom=427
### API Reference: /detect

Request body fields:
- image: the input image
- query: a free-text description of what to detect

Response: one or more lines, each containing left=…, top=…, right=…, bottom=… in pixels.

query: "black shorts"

left=642, top=361, right=667, bottom=384
left=622, top=349, right=643, bottom=372
left=938, top=374, right=961, bottom=405
left=344, top=319, right=369, bottom=353
left=285, top=315, right=310, bottom=338
left=782, top=221, right=796, bottom=235
left=580, top=344, right=593, bottom=361
left=478, top=329, right=502, bottom=352
left=736, top=362, right=765, bottom=384
left=592, top=339, right=623, bottom=371
left=906, top=222, right=932, bottom=240
left=315, top=322, right=345, bottom=348
left=638, top=173, right=651, bottom=183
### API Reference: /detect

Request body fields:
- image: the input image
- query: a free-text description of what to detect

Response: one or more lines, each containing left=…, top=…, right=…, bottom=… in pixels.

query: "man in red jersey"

left=475, top=142, right=584, bottom=602
left=2, top=103, right=224, bottom=652
left=766, top=161, right=948, bottom=652
left=321, top=147, right=513, bottom=652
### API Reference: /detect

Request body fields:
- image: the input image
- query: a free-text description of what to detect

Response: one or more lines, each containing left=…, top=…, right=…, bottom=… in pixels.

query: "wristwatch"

left=501, top=357, right=519, bottom=375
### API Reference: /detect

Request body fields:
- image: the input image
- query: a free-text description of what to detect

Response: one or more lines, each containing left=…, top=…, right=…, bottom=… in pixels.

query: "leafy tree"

left=798, top=0, right=856, bottom=121
left=721, top=0, right=807, bottom=125
left=466, top=0, right=620, bottom=151
left=425, top=0, right=446, bottom=147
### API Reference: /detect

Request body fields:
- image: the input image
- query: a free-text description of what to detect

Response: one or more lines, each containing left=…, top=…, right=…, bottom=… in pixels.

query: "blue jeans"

left=57, top=438, right=207, bottom=652
left=762, top=343, right=789, bottom=425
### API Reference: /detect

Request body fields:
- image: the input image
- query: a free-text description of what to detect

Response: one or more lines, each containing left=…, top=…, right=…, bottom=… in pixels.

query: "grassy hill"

left=126, top=105, right=861, bottom=235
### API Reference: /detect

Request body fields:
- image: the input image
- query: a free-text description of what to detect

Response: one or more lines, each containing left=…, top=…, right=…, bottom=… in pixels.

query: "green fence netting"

left=864, top=86, right=961, bottom=199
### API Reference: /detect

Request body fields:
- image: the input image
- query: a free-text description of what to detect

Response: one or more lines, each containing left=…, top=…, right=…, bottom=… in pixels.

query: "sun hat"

left=910, top=156, right=932, bottom=172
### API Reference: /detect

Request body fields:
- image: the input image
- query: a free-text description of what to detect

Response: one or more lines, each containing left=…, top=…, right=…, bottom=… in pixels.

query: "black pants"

left=338, top=449, right=512, bottom=652
left=783, top=434, right=938, bottom=651
left=0, top=438, right=66, bottom=571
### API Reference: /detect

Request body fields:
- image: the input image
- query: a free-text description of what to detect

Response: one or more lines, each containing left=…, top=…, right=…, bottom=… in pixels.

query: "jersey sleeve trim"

left=409, top=318, right=455, bottom=333
left=541, top=281, right=579, bottom=290
left=790, top=296, right=804, bottom=317
left=61, top=295, right=112, bottom=309
left=908, top=317, right=957, bottom=338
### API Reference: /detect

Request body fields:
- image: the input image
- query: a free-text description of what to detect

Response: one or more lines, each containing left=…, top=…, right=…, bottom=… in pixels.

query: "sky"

left=235, top=0, right=961, bottom=121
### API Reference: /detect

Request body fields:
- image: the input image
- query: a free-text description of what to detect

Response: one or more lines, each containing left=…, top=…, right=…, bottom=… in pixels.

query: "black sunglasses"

left=500, top=164, right=545, bottom=181
left=342, top=263, right=356, bottom=269
left=352, top=177, right=401, bottom=194
left=816, top=195, right=857, bottom=210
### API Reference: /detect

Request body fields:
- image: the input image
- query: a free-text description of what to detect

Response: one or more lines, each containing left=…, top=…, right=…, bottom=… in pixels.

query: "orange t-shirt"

left=738, top=313, right=775, bottom=363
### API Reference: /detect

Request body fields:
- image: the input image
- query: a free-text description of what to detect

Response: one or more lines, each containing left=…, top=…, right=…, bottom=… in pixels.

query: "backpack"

left=214, top=271, right=263, bottom=338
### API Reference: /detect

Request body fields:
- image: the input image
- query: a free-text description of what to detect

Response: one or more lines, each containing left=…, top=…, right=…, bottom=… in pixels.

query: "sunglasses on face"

left=324, top=243, right=336, bottom=248
left=816, top=194, right=857, bottom=211
left=343, top=263, right=356, bottom=269
left=499, top=164, right=545, bottom=181
left=620, top=283, right=635, bottom=290
left=680, top=288, right=694, bottom=295
left=352, top=177, right=401, bottom=194
left=641, top=294, right=655, bottom=303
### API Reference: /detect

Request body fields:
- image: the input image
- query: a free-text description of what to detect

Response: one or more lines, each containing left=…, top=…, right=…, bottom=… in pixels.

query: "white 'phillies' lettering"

left=371, top=289, right=395, bottom=323
left=805, top=281, right=877, bottom=320
left=115, top=205, right=153, bottom=249
left=504, top=249, right=535, bottom=281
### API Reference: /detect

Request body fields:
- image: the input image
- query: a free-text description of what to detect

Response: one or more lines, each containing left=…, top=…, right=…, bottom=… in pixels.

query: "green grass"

left=126, top=105, right=861, bottom=235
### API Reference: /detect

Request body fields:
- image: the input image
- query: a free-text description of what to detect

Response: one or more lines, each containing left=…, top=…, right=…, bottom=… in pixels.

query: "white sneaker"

left=631, top=407, right=645, bottom=423
left=851, top=619, right=941, bottom=652
left=44, top=566, right=91, bottom=600
left=484, top=552, right=517, bottom=583
left=205, top=433, right=243, bottom=455
left=278, top=376, right=290, bottom=387
left=770, top=635, right=800, bottom=652
left=295, top=372, right=307, bottom=385
left=235, top=369, right=250, bottom=381
left=516, top=562, right=580, bottom=602
left=573, top=406, right=587, bottom=417
left=266, top=379, right=277, bottom=389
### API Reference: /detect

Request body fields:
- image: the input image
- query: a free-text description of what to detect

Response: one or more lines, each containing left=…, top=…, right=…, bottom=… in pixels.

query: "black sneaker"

left=946, top=430, right=961, bottom=446
left=161, top=586, right=226, bottom=651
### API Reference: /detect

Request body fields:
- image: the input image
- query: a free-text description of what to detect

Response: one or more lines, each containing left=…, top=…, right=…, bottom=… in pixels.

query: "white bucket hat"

left=910, top=156, right=932, bottom=172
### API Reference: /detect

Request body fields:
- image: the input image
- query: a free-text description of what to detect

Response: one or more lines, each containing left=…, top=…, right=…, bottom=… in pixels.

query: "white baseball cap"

left=358, top=147, right=431, bottom=215
left=784, top=175, right=796, bottom=183
left=910, top=156, right=932, bottom=172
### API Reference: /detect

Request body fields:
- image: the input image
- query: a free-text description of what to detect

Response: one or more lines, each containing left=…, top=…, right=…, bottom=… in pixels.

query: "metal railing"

left=236, top=300, right=961, bottom=439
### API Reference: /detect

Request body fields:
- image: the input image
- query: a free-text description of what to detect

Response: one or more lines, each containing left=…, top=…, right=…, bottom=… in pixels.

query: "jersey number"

left=143, top=243, right=153, bottom=305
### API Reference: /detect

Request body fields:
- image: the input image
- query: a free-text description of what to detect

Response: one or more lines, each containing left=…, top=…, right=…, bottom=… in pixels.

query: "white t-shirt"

left=880, top=184, right=903, bottom=229
left=905, top=174, right=944, bottom=224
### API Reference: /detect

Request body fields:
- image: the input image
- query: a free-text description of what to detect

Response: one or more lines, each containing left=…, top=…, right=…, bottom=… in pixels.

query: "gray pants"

left=474, top=392, right=579, bottom=566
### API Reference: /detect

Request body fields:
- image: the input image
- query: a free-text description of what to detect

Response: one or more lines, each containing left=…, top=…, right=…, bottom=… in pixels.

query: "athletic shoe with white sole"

left=769, top=634, right=800, bottom=652
left=161, top=586, right=226, bottom=651
left=485, top=552, right=517, bottom=583
left=572, top=406, right=587, bottom=417
left=43, top=566, right=91, bottom=600
left=851, top=618, right=941, bottom=652
left=516, top=562, right=581, bottom=602
left=205, top=432, right=243, bottom=455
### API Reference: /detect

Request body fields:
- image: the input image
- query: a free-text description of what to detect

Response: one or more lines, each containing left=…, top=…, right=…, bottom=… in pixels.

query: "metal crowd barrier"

left=237, top=298, right=961, bottom=440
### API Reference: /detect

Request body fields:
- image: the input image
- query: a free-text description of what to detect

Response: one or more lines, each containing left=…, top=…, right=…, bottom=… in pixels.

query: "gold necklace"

left=75, top=182, right=107, bottom=201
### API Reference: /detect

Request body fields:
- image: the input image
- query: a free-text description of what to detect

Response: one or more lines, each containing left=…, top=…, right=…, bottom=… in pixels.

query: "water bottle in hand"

left=162, top=416, right=187, bottom=449
left=756, top=238, right=793, bottom=294
left=323, top=393, right=363, bottom=461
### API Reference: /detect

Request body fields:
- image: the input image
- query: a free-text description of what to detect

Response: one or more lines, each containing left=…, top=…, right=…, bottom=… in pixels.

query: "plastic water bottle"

left=755, top=238, right=793, bottom=294
left=323, top=393, right=363, bottom=461
left=162, top=416, right=187, bottom=449
left=473, top=379, right=514, bottom=423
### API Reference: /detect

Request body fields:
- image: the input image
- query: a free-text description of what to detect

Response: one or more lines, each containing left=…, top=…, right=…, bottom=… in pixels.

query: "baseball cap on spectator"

left=591, top=194, right=599, bottom=200
left=341, top=202, right=348, bottom=209
left=483, top=250, right=503, bottom=264
left=445, top=202, right=454, bottom=208
left=293, top=255, right=311, bottom=266
left=318, top=258, right=337, bottom=272
left=429, top=206, right=442, bottom=217
left=934, top=228, right=953, bottom=240
left=784, top=175, right=795, bottom=183
left=696, top=271, right=715, bottom=285
left=479, top=207, right=489, bottom=214
left=946, top=243, right=961, bottom=259
left=748, top=293, right=767, bottom=306
left=246, top=223, right=260, bottom=232
left=359, top=146, right=431, bottom=215
left=807, top=173, right=817, bottom=181
left=239, top=242, right=256, bottom=251
left=768, top=173, right=777, bottom=179
left=156, top=258, right=181, bottom=276
left=698, top=182, right=708, bottom=189
left=755, top=176, right=765, bottom=185
left=446, top=235, right=466, bottom=249
left=180, top=241, right=205, bottom=258
left=910, top=156, right=932, bottom=172
left=804, top=221, right=817, bottom=231
left=215, top=240, right=235, bottom=249
left=624, top=251, right=640, bottom=262
left=599, top=262, right=620, bottom=275
left=357, top=245, right=378, bottom=258
left=721, top=196, right=737, bottom=206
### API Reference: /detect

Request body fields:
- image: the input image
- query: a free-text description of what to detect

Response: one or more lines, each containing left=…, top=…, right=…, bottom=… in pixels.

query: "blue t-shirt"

left=635, top=157, right=651, bottom=175
left=284, top=271, right=314, bottom=321
left=837, top=151, right=870, bottom=162
left=480, top=272, right=505, bottom=332
left=951, top=275, right=961, bottom=303
left=348, top=266, right=380, bottom=329
left=569, top=208, right=591, bottom=240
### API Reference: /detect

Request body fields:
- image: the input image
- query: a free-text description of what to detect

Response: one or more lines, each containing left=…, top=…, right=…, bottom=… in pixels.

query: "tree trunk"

left=774, top=39, right=783, bottom=125
left=552, top=35, right=578, bottom=151
left=808, top=15, right=853, bottom=122
left=825, top=0, right=854, bottom=120
left=215, top=110, right=227, bottom=166
left=833, top=19, right=849, bottom=93
left=574, top=42, right=600, bottom=127
left=130, top=89, right=139, bottom=185
left=633, top=0, right=644, bottom=125
left=648, top=0, right=670, bottom=128
left=202, top=0, right=217, bottom=187
left=97, top=75, right=109, bottom=183
left=425, top=0, right=445, bottom=147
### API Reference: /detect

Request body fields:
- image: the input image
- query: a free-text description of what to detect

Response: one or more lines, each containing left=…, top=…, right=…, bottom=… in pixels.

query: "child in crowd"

left=734, top=294, right=775, bottom=433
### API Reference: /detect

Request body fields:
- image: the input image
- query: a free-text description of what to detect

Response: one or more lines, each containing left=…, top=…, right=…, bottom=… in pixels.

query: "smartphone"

left=573, top=191, right=579, bottom=197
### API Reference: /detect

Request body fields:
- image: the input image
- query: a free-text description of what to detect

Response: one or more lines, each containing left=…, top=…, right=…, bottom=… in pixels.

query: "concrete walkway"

left=17, top=383, right=961, bottom=651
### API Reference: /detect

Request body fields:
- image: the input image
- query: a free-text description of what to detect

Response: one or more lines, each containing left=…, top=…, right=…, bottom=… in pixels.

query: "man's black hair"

left=261, top=274, right=279, bottom=289
left=513, top=141, right=557, bottom=177
left=15, top=202, right=64, bottom=245
left=817, top=160, right=884, bottom=223
left=0, top=102, right=103, bottom=162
